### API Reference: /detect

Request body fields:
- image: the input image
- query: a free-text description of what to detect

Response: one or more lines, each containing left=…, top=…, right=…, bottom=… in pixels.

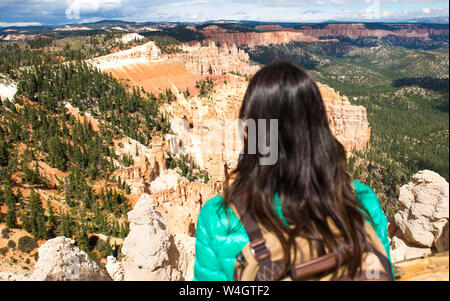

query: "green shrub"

left=7, top=240, right=16, bottom=249
left=17, top=236, right=37, bottom=253
left=1, top=228, right=10, bottom=239
left=0, top=247, right=8, bottom=256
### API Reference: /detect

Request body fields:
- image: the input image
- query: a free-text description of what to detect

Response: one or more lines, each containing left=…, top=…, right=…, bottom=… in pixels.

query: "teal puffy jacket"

left=193, top=180, right=393, bottom=281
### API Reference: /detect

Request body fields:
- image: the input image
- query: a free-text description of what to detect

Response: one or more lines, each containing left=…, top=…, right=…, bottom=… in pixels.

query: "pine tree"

left=0, top=136, right=9, bottom=167
left=46, top=199, right=57, bottom=238
left=18, top=193, right=31, bottom=232
left=4, top=186, right=16, bottom=228
left=58, top=212, right=73, bottom=238
left=29, top=190, right=48, bottom=239
left=105, top=237, right=113, bottom=257
left=5, top=200, right=16, bottom=228
left=77, top=224, right=90, bottom=252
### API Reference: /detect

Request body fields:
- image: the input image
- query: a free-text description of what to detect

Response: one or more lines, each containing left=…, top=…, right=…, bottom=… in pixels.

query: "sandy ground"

left=0, top=224, right=37, bottom=280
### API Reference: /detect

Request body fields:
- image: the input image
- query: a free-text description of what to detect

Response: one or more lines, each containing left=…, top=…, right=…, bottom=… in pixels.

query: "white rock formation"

left=119, top=33, right=144, bottom=44
left=435, top=221, right=449, bottom=253
left=394, top=170, right=449, bottom=247
left=0, top=74, right=17, bottom=101
left=115, top=136, right=166, bottom=195
left=166, top=117, right=205, bottom=168
left=172, top=234, right=196, bottom=281
left=121, top=194, right=179, bottom=280
left=30, top=237, right=111, bottom=281
left=390, top=236, right=432, bottom=263
left=150, top=169, right=181, bottom=194
left=117, top=194, right=198, bottom=281
left=105, top=256, right=125, bottom=281
left=390, top=170, right=449, bottom=263
left=89, top=41, right=161, bottom=71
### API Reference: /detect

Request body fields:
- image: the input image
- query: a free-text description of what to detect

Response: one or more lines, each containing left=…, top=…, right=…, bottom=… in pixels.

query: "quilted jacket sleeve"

left=353, top=180, right=394, bottom=277
left=193, top=197, right=229, bottom=281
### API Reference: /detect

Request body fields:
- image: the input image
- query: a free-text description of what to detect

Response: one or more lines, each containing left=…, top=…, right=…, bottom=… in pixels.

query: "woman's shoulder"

left=198, top=195, right=227, bottom=224
left=352, top=180, right=386, bottom=222
left=352, top=180, right=380, bottom=206
left=201, top=194, right=226, bottom=211
left=352, top=180, right=376, bottom=195
left=197, top=194, right=243, bottom=235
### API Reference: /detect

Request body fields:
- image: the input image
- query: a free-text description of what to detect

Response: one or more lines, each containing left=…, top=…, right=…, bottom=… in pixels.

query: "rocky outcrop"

left=297, top=23, right=449, bottom=40
left=118, top=33, right=144, bottom=44
left=390, top=235, right=432, bottom=263
left=318, top=83, right=371, bottom=152
left=169, top=234, right=196, bottom=281
left=114, top=136, right=166, bottom=195
left=390, top=170, right=449, bottom=263
left=155, top=179, right=220, bottom=236
left=30, top=237, right=112, bottom=281
left=198, top=23, right=448, bottom=48
left=118, top=194, right=196, bottom=280
left=90, top=41, right=161, bottom=71
left=394, top=170, right=449, bottom=247
left=121, top=194, right=177, bottom=280
left=435, top=222, right=449, bottom=253
left=25, top=194, right=197, bottom=281
left=169, top=42, right=260, bottom=76
left=150, top=169, right=181, bottom=194
left=0, top=73, right=16, bottom=101
left=105, top=256, right=125, bottom=281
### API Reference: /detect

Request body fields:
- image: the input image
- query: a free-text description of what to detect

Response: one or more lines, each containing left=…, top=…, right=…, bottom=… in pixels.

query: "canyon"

left=196, top=23, right=449, bottom=48
left=198, top=30, right=319, bottom=47
left=69, top=41, right=373, bottom=277
left=168, top=41, right=260, bottom=76
left=0, top=30, right=448, bottom=281
left=295, top=23, right=449, bottom=40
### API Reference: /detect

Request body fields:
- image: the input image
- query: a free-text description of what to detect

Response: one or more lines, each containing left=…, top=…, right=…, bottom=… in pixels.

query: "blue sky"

left=0, top=0, right=448, bottom=27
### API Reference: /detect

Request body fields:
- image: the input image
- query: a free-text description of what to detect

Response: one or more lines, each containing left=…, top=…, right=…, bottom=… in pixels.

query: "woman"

left=194, top=61, right=393, bottom=281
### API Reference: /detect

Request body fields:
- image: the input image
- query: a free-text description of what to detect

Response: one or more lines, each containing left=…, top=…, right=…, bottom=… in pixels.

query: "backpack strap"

left=232, top=197, right=271, bottom=262
left=290, top=244, right=393, bottom=281
left=290, top=251, right=337, bottom=280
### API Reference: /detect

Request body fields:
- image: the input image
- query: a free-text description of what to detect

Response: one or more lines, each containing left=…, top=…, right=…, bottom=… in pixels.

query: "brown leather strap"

left=291, top=252, right=337, bottom=280
left=232, top=197, right=271, bottom=262
left=290, top=246, right=353, bottom=280
left=291, top=244, right=393, bottom=281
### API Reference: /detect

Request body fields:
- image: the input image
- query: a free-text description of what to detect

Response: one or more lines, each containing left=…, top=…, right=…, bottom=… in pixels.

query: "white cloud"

left=65, top=0, right=123, bottom=20
left=1, top=0, right=448, bottom=24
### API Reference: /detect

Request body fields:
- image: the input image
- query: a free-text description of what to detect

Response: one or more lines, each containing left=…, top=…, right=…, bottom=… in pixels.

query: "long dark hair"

left=224, top=61, right=371, bottom=279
